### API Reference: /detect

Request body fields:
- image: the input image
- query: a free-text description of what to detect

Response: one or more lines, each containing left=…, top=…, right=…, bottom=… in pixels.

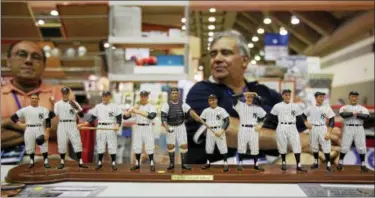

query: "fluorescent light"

left=104, top=42, right=110, bottom=48
left=247, top=43, right=254, bottom=48
left=37, top=20, right=45, bottom=25
left=255, top=55, right=261, bottom=61
left=209, top=8, right=216, bottom=13
left=208, top=32, right=214, bottom=37
left=263, top=17, right=272, bottom=24
left=291, top=15, right=300, bottom=25
left=208, top=17, right=216, bottom=22
left=181, top=25, right=186, bottom=30
left=257, top=28, right=265, bottom=34
left=252, top=36, right=259, bottom=42
left=181, top=18, right=186, bottom=23
left=208, top=25, right=215, bottom=30
left=50, top=10, right=59, bottom=16
left=280, top=27, right=288, bottom=35
left=251, top=60, right=257, bottom=65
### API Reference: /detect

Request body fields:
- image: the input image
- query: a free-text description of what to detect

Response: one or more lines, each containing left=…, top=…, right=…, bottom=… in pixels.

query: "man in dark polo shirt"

left=185, top=30, right=311, bottom=164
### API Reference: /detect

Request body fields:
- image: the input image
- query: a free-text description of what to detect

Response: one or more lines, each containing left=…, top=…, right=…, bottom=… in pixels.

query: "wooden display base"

left=5, top=160, right=374, bottom=184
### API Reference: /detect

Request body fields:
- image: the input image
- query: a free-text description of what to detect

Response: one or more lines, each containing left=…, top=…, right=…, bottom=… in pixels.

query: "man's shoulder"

left=187, top=81, right=219, bottom=96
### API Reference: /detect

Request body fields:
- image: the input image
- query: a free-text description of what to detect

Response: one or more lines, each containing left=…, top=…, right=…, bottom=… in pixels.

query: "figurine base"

left=5, top=160, right=374, bottom=184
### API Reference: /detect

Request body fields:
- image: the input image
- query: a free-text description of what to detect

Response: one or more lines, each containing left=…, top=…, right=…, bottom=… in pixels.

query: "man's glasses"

left=12, top=50, right=43, bottom=62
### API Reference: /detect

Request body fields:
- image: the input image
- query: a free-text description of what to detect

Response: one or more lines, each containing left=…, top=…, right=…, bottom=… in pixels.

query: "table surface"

left=1, top=165, right=373, bottom=197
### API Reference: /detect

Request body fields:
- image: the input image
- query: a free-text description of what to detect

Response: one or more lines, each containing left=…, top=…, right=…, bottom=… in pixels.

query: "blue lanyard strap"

left=12, top=91, right=22, bottom=110
left=226, top=86, right=248, bottom=102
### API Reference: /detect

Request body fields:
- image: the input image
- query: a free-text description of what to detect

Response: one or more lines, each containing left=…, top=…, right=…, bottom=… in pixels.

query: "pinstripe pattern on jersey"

left=234, top=101, right=266, bottom=155
left=166, top=124, right=188, bottom=146
left=200, top=107, right=230, bottom=154
left=24, top=126, right=48, bottom=154
left=132, top=103, right=156, bottom=154
left=339, top=105, right=369, bottom=154
left=304, top=105, right=335, bottom=153
left=55, top=100, right=83, bottom=154
left=271, top=102, right=302, bottom=154
left=91, top=103, right=121, bottom=155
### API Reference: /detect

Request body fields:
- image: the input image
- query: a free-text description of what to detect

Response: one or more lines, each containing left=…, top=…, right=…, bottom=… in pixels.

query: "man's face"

left=208, top=98, right=217, bottom=108
left=171, top=90, right=179, bottom=101
left=316, top=95, right=325, bottom=104
left=7, top=41, right=45, bottom=81
left=102, top=95, right=111, bottom=103
left=282, top=93, right=291, bottom=103
left=140, top=95, right=148, bottom=104
left=245, top=94, right=253, bottom=104
left=30, top=95, right=39, bottom=106
left=62, top=93, right=70, bottom=101
left=349, top=95, right=358, bottom=104
left=209, top=37, right=248, bottom=80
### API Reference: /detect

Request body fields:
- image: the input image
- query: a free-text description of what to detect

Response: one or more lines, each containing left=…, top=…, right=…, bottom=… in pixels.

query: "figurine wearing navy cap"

left=268, top=89, right=307, bottom=172
left=301, top=91, right=335, bottom=172
left=123, top=90, right=157, bottom=172
left=337, top=91, right=370, bottom=172
left=80, top=90, right=122, bottom=171
left=199, top=94, right=231, bottom=172
left=53, top=86, right=88, bottom=169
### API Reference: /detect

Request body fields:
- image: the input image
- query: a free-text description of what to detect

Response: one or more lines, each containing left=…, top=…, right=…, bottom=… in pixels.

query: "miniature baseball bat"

left=199, top=120, right=224, bottom=140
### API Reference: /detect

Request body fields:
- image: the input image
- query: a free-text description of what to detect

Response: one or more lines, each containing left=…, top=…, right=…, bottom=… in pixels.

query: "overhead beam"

left=190, top=1, right=374, bottom=11
left=270, top=12, right=320, bottom=46
left=291, top=11, right=339, bottom=36
left=223, top=11, right=237, bottom=30
left=233, top=23, right=263, bottom=48
left=304, top=11, right=374, bottom=56
left=289, top=35, right=308, bottom=53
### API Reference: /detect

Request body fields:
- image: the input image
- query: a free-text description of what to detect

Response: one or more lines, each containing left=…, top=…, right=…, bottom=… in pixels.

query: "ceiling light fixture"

left=208, top=32, right=214, bottom=37
left=259, top=50, right=265, bottom=56
left=208, top=17, right=216, bottom=22
left=104, top=42, right=110, bottom=48
left=209, top=8, right=216, bottom=13
left=37, top=20, right=45, bottom=25
left=291, top=15, right=300, bottom=25
left=181, top=25, right=186, bottom=30
left=208, top=25, right=215, bottom=30
left=247, top=43, right=254, bottom=48
left=255, top=55, right=261, bottom=61
left=50, top=10, right=59, bottom=16
left=263, top=17, right=272, bottom=24
left=252, top=36, right=259, bottom=42
left=181, top=18, right=186, bottom=23
left=257, top=28, right=265, bottom=34
left=280, top=27, right=288, bottom=35
left=251, top=60, right=257, bottom=65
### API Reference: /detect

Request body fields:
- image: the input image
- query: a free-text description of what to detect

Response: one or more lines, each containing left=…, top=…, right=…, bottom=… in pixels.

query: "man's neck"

left=316, top=103, right=323, bottom=106
left=31, top=104, right=38, bottom=107
left=12, top=79, right=41, bottom=93
left=216, top=76, right=246, bottom=94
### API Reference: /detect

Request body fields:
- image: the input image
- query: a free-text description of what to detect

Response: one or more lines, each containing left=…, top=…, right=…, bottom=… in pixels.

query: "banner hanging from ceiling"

left=264, top=33, right=289, bottom=61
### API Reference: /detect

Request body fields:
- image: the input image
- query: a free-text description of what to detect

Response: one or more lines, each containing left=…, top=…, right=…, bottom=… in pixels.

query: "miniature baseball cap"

left=61, top=87, right=70, bottom=94
left=282, top=89, right=292, bottom=95
left=140, top=90, right=150, bottom=96
left=349, top=91, right=359, bottom=96
left=208, top=94, right=217, bottom=100
left=314, top=91, right=326, bottom=97
left=102, top=90, right=112, bottom=96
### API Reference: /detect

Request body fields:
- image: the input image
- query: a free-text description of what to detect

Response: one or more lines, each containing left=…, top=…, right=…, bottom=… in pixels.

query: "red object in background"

left=79, top=106, right=95, bottom=163
left=148, top=56, right=157, bottom=65
left=135, top=58, right=144, bottom=66
left=142, top=58, right=149, bottom=65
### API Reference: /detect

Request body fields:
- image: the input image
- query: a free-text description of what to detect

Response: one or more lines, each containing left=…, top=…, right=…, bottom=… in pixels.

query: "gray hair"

left=209, top=30, right=250, bottom=59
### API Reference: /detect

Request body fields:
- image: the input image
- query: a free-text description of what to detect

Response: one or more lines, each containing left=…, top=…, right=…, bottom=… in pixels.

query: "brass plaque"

left=171, top=175, right=214, bottom=181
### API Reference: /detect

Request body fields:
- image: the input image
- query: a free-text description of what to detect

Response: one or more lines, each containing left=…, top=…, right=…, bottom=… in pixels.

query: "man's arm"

left=340, top=112, right=354, bottom=118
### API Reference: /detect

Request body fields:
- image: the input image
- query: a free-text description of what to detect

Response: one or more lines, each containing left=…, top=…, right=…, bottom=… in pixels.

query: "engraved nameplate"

left=171, top=175, right=214, bottom=181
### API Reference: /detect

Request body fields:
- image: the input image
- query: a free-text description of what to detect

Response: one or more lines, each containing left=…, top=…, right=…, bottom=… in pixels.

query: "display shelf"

left=133, top=66, right=184, bottom=74
left=108, top=73, right=188, bottom=82
left=109, top=36, right=187, bottom=49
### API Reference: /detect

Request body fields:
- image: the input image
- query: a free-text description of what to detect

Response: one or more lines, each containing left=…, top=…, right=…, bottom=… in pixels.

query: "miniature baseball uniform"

left=232, top=92, right=267, bottom=171
left=302, top=92, right=335, bottom=172
left=82, top=91, right=122, bottom=171
left=161, top=87, right=204, bottom=171
left=200, top=94, right=230, bottom=172
left=10, top=93, right=53, bottom=169
left=337, top=91, right=370, bottom=172
left=124, top=91, right=157, bottom=171
left=54, top=87, right=88, bottom=169
left=269, top=89, right=307, bottom=172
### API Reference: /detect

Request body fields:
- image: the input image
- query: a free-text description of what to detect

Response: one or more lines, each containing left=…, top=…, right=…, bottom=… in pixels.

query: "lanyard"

left=226, top=86, right=248, bottom=102
left=12, top=91, right=22, bottom=110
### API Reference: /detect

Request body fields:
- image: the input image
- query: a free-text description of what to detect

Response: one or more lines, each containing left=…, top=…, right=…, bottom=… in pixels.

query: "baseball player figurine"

left=10, top=93, right=53, bottom=169
left=269, top=89, right=307, bottom=172
left=53, top=87, right=88, bottom=169
left=161, top=87, right=205, bottom=171
left=124, top=91, right=157, bottom=172
left=337, top=91, right=370, bottom=172
left=232, top=92, right=266, bottom=171
left=200, top=94, right=230, bottom=172
left=79, top=91, right=122, bottom=171
left=302, top=92, right=335, bottom=172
